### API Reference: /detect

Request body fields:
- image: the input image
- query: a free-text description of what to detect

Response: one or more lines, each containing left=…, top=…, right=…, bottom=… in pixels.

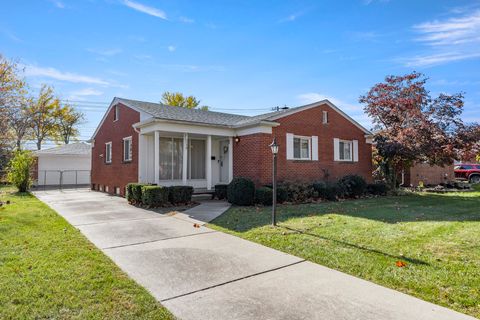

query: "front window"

left=339, top=140, right=352, bottom=161
left=105, top=142, right=112, bottom=163
left=293, top=136, right=311, bottom=160
left=123, top=137, right=132, bottom=162
left=159, top=137, right=183, bottom=180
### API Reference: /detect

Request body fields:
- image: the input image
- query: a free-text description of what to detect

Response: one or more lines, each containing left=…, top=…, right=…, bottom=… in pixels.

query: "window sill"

left=123, top=160, right=132, bottom=164
left=291, top=159, right=313, bottom=162
left=105, top=162, right=112, bottom=165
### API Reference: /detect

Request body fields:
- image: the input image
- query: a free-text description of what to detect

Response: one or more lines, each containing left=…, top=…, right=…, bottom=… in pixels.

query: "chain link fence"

left=1, top=169, right=91, bottom=189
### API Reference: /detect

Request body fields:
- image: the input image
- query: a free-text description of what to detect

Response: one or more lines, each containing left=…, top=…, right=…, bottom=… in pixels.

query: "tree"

left=7, top=95, right=33, bottom=149
left=7, top=149, right=35, bottom=192
left=161, top=91, right=209, bottom=110
left=28, top=85, right=59, bottom=150
left=359, top=72, right=480, bottom=188
left=52, top=103, right=85, bottom=144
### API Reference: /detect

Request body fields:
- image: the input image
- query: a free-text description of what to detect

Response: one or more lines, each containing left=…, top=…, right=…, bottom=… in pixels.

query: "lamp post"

left=269, top=137, right=279, bottom=226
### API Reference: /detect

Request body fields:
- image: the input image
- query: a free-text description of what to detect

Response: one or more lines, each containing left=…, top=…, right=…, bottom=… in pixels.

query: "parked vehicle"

left=454, top=164, right=480, bottom=183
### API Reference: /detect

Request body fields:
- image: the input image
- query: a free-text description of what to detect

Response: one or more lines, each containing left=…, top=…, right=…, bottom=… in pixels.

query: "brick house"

left=90, top=97, right=373, bottom=196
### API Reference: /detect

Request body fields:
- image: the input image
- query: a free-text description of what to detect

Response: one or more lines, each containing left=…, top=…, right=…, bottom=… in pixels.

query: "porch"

left=138, top=128, right=233, bottom=190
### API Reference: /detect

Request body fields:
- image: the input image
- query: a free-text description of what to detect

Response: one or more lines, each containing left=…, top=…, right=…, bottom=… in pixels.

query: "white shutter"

left=286, top=133, right=294, bottom=160
left=311, top=136, right=318, bottom=161
left=353, top=140, right=359, bottom=162
left=333, top=138, right=340, bottom=161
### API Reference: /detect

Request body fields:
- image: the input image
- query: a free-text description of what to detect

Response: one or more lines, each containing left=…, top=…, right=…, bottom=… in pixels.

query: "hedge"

left=227, top=177, right=255, bottom=206
left=367, top=182, right=388, bottom=195
left=255, top=187, right=273, bottom=205
left=215, top=184, right=228, bottom=200
left=141, top=185, right=169, bottom=207
left=126, top=183, right=144, bottom=203
left=337, top=175, right=367, bottom=198
left=168, top=186, right=194, bottom=204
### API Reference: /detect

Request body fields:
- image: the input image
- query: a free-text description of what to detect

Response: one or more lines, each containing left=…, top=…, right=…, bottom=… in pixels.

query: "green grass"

left=0, top=186, right=174, bottom=320
left=209, top=189, right=480, bottom=318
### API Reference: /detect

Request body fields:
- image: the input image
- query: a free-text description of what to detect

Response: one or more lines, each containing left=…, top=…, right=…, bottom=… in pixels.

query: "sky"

left=1, top=0, right=480, bottom=148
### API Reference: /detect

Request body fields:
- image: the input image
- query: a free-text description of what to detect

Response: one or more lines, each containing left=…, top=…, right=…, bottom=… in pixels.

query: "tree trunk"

left=36, top=140, right=42, bottom=150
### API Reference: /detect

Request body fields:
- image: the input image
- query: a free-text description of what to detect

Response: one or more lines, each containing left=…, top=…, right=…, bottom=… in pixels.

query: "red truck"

left=454, top=164, right=480, bottom=184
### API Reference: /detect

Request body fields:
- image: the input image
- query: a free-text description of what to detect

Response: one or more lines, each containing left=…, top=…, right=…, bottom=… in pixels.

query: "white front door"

left=219, top=140, right=230, bottom=183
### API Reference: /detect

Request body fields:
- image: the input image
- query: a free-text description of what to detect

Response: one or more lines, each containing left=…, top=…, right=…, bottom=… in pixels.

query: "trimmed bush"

left=255, top=187, right=273, bottom=205
left=283, top=182, right=314, bottom=203
left=168, top=186, right=194, bottom=204
left=338, top=175, right=367, bottom=198
left=227, top=177, right=255, bottom=206
left=126, top=183, right=144, bottom=203
left=312, top=181, right=327, bottom=198
left=141, top=185, right=169, bottom=207
left=214, top=184, right=228, bottom=200
left=324, top=182, right=340, bottom=201
left=263, top=184, right=288, bottom=203
left=367, top=182, right=388, bottom=195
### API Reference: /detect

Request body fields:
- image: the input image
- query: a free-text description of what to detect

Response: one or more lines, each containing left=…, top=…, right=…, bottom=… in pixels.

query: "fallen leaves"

left=193, top=223, right=200, bottom=228
left=396, top=260, right=407, bottom=267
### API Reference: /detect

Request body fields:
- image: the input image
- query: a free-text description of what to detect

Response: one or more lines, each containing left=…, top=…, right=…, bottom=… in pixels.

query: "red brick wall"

left=233, top=103, right=372, bottom=185
left=91, top=103, right=139, bottom=196
left=405, top=163, right=454, bottom=186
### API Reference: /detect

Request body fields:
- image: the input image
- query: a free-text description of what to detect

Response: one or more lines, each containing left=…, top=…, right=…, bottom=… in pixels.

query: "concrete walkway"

left=34, top=189, right=475, bottom=320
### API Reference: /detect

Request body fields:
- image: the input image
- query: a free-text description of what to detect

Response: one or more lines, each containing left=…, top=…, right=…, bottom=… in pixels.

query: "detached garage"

left=34, top=142, right=91, bottom=187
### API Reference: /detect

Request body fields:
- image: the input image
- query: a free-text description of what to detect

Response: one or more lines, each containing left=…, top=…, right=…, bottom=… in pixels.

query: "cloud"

left=49, top=0, right=65, bottom=9
left=159, top=64, right=225, bottom=72
left=0, top=29, right=22, bottom=43
left=297, top=93, right=362, bottom=112
left=87, top=48, right=123, bottom=56
left=179, top=16, right=194, bottom=24
left=68, top=88, right=104, bottom=100
left=279, top=11, right=305, bottom=23
left=403, top=10, right=480, bottom=67
left=362, top=0, right=390, bottom=5
left=167, top=45, right=176, bottom=52
left=123, top=0, right=167, bottom=20
left=24, top=65, right=110, bottom=86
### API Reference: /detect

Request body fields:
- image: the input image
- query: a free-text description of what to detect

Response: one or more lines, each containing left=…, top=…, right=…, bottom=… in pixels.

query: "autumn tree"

left=360, top=72, right=480, bottom=188
left=29, top=85, right=59, bottom=150
left=52, top=103, right=85, bottom=144
left=7, top=95, right=33, bottom=149
left=161, top=91, right=209, bottom=110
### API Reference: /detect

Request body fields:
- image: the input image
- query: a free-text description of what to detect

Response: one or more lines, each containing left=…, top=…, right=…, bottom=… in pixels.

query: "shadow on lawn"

left=279, top=225, right=429, bottom=266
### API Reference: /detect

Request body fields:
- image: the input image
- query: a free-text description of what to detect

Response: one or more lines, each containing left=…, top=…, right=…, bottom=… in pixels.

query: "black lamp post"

left=269, top=137, right=279, bottom=226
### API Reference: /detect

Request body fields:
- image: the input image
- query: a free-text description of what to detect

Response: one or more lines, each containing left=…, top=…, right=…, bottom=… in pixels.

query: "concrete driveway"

left=34, top=189, right=475, bottom=320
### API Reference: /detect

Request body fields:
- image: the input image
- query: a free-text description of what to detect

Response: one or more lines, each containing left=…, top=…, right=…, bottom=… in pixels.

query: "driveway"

left=34, top=189, right=475, bottom=320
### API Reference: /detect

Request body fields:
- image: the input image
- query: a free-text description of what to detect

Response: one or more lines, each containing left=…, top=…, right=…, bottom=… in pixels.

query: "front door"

left=219, top=140, right=230, bottom=183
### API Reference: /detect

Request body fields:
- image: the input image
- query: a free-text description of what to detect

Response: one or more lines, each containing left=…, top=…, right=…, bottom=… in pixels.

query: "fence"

left=34, top=170, right=91, bottom=189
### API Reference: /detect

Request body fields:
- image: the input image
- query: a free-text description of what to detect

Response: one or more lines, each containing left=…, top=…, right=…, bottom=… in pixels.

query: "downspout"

left=400, top=169, right=405, bottom=186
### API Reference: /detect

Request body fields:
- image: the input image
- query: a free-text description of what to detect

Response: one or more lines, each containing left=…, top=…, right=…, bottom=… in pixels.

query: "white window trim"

left=338, top=139, right=353, bottom=162
left=293, top=135, right=312, bottom=160
left=113, top=105, right=119, bottom=122
left=123, top=136, right=132, bottom=162
left=105, top=142, right=112, bottom=164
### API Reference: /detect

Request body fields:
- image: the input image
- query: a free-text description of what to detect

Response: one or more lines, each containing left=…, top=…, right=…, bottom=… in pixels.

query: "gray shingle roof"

left=34, top=142, right=91, bottom=156
left=117, top=97, right=286, bottom=127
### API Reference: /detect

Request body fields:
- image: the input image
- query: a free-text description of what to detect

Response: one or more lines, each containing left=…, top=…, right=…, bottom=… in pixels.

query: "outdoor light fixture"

left=234, top=136, right=240, bottom=143
left=269, top=137, right=279, bottom=226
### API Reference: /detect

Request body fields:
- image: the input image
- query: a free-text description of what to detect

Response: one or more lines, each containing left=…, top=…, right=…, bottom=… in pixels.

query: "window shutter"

left=311, top=136, right=318, bottom=161
left=286, top=133, right=294, bottom=160
left=353, top=140, right=359, bottom=162
left=333, top=138, right=340, bottom=161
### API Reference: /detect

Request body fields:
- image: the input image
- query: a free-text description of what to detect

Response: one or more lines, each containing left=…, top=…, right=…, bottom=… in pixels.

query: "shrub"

left=7, top=150, right=35, bottom=192
left=283, top=182, right=314, bottom=203
left=367, top=182, right=388, bottom=195
left=168, top=186, right=194, bottom=204
left=126, top=183, right=144, bottom=204
left=263, top=184, right=288, bottom=203
left=141, top=185, right=169, bottom=207
left=338, top=175, right=367, bottom=198
left=214, top=184, right=228, bottom=200
left=312, top=181, right=327, bottom=198
left=227, top=177, right=255, bottom=206
left=324, top=182, right=341, bottom=201
left=255, top=187, right=273, bottom=205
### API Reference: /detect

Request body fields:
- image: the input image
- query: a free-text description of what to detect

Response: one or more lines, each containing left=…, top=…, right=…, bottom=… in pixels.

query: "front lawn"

left=0, top=186, right=174, bottom=319
left=209, top=189, right=480, bottom=318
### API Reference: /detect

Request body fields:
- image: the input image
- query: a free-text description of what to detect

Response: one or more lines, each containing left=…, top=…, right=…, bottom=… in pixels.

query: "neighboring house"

left=34, top=142, right=91, bottom=186
left=90, top=97, right=373, bottom=196
left=402, top=163, right=455, bottom=187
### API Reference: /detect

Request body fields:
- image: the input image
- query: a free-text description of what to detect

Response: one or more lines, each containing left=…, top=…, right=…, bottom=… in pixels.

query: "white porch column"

left=138, top=133, right=145, bottom=183
left=206, top=135, right=212, bottom=190
left=182, top=133, right=188, bottom=185
left=154, top=130, right=160, bottom=185
left=228, top=136, right=233, bottom=183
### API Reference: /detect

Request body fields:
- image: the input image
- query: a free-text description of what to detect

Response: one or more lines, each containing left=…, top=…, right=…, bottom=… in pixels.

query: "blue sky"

left=1, top=0, right=479, bottom=147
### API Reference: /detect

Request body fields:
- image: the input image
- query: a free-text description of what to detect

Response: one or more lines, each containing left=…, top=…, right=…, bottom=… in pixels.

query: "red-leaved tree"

left=359, top=72, right=480, bottom=188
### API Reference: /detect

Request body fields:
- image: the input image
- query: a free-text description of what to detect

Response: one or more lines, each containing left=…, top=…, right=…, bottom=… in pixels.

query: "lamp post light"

left=269, top=137, right=279, bottom=226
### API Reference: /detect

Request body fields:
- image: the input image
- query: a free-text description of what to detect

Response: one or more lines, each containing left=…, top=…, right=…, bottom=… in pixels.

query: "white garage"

left=34, top=142, right=91, bottom=186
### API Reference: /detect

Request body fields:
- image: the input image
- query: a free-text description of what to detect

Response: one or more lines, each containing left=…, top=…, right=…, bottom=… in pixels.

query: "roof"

left=91, top=97, right=372, bottom=139
left=34, top=142, right=91, bottom=156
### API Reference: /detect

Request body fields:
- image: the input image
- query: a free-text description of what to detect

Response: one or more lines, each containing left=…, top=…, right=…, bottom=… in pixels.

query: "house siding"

left=405, top=163, right=454, bottom=186
left=91, top=103, right=139, bottom=196
left=233, top=103, right=372, bottom=185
